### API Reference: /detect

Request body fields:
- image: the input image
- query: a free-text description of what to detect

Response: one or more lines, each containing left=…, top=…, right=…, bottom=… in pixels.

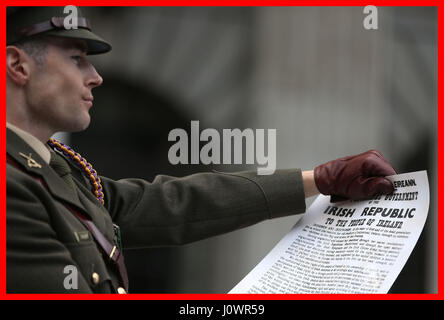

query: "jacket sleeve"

left=101, top=169, right=306, bottom=248
left=7, top=174, right=93, bottom=293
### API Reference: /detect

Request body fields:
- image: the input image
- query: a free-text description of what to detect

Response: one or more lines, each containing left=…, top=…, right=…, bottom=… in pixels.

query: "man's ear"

left=6, top=46, right=31, bottom=86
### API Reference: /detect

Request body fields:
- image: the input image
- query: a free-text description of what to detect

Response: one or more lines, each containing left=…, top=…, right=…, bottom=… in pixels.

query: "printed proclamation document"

left=230, top=171, right=429, bottom=294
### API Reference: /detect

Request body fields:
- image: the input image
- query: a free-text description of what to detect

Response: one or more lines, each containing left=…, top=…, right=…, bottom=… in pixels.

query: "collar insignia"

left=19, top=152, right=42, bottom=169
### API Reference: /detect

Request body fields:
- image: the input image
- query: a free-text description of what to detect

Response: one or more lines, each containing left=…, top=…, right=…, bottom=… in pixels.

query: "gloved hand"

left=314, top=150, right=396, bottom=202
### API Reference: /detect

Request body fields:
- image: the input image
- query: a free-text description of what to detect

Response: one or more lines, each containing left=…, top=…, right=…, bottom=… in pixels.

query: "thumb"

left=347, top=176, right=394, bottom=200
left=365, top=177, right=394, bottom=196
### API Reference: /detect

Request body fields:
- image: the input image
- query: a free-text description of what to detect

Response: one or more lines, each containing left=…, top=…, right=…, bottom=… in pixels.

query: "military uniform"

left=7, top=127, right=306, bottom=293
left=6, top=6, right=307, bottom=293
left=6, top=6, right=397, bottom=294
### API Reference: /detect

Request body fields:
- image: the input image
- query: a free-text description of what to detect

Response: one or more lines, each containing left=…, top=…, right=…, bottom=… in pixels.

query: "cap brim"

left=44, top=28, right=112, bottom=55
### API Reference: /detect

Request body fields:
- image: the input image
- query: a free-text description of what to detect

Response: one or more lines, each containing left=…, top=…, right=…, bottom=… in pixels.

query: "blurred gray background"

left=62, top=6, right=437, bottom=293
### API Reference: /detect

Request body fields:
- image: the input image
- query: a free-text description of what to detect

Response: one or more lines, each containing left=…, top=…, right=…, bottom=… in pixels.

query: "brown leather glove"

left=314, top=150, right=396, bottom=202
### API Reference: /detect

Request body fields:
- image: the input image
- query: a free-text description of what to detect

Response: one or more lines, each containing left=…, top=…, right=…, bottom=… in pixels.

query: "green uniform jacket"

left=6, top=128, right=306, bottom=293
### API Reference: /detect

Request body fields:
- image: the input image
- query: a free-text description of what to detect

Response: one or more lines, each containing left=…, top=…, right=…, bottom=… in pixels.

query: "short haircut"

left=14, top=36, right=49, bottom=66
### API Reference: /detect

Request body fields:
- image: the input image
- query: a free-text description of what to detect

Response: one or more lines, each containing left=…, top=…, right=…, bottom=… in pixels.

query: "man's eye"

left=71, top=56, right=82, bottom=64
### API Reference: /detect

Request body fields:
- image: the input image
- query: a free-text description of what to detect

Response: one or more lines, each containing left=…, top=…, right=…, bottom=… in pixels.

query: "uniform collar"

left=7, top=127, right=92, bottom=219
left=6, top=122, right=51, bottom=164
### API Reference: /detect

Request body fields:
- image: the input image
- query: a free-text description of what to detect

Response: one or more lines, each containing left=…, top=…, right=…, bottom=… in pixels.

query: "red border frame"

left=1, top=1, right=441, bottom=300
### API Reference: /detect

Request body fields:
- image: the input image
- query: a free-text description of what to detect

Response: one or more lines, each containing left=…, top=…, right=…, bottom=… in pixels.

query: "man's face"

left=24, top=37, right=103, bottom=133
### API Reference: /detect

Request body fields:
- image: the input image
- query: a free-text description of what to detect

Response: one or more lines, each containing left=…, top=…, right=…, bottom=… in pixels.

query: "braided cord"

left=48, top=138, right=105, bottom=205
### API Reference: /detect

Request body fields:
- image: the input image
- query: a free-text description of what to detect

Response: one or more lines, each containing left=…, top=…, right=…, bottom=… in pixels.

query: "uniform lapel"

left=7, top=128, right=91, bottom=218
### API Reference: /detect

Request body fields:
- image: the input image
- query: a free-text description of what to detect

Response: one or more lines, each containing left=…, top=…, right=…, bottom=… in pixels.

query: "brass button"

left=91, top=272, right=100, bottom=285
left=117, top=287, right=127, bottom=294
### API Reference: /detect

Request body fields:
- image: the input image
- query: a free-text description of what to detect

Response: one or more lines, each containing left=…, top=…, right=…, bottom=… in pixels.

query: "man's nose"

left=86, top=65, right=103, bottom=89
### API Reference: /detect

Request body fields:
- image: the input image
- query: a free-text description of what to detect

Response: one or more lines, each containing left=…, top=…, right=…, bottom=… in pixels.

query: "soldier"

left=6, top=6, right=396, bottom=293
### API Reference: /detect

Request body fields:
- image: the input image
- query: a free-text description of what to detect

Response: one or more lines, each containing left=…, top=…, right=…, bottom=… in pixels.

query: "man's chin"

left=63, top=117, right=91, bottom=133
left=76, top=122, right=91, bottom=132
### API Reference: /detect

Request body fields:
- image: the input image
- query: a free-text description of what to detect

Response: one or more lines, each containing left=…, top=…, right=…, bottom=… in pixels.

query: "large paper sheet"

left=230, top=171, right=429, bottom=294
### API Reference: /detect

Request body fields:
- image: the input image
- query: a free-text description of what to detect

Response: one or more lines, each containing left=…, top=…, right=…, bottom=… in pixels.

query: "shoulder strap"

left=65, top=206, right=128, bottom=292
